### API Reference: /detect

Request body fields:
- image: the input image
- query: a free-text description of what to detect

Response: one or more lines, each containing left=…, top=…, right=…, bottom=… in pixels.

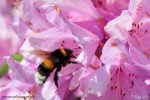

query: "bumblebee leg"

left=54, top=66, right=62, bottom=87
left=68, top=61, right=78, bottom=64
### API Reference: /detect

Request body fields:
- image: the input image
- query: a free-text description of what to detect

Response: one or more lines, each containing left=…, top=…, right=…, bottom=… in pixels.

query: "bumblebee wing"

left=29, top=50, right=51, bottom=59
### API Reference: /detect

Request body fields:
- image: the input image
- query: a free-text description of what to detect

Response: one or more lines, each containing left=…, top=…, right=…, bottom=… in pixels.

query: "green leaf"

left=12, top=54, right=23, bottom=62
left=0, top=62, right=9, bottom=74
left=0, top=54, right=23, bottom=75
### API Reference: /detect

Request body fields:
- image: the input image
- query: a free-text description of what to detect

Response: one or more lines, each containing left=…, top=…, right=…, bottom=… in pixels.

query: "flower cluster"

left=1, top=0, right=150, bottom=100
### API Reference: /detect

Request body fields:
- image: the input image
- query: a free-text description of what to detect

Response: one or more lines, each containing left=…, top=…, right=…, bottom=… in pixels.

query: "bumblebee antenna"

left=72, top=47, right=82, bottom=52
left=71, top=55, right=76, bottom=58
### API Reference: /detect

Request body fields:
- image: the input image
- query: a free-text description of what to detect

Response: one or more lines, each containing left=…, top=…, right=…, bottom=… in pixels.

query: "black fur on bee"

left=34, top=48, right=77, bottom=87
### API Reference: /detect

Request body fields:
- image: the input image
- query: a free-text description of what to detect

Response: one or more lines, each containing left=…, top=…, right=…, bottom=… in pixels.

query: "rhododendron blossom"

left=0, top=0, right=20, bottom=66
left=1, top=0, right=150, bottom=100
left=105, top=0, right=150, bottom=66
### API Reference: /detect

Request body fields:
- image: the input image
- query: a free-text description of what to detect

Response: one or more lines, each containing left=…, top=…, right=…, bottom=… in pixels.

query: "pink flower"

left=4, top=0, right=150, bottom=100
left=44, top=0, right=99, bottom=19
left=92, top=0, right=130, bottom=21
left=105, top=0, right=150, bottom=66
left=81, top=66, right=110, bottom=97
left=6, top=53, right=83, bottom=99
left=12, top=2, right=100, bottom=98
left=0, top=3, right=20, bottom=65
left=101, top=0, right=150, bottom=99
left=15, top=0, right=52, bottom=40
left=0, top=79, right=34, bottom=100
left=5, top=56, right=62, bottom=99
left=68, top=54, right=110, bottom=98
left=0, top=68, right=36, bottom=100
left=45, top=0, right=105, bottom=39
left=83, top=63, right=150, bottom=100
left=101, top=38, right=130, bottom=66
left=87, top=40, right=150, bottom=99
left=128, top=0, right=150, bottom=66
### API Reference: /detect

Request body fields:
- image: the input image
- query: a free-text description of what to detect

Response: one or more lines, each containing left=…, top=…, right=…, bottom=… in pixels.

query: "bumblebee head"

left=65, top=49, right=76, bottom=59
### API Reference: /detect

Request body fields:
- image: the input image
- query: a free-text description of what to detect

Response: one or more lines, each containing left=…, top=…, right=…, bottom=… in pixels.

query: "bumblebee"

left=34, top=48, right=77, bottom=87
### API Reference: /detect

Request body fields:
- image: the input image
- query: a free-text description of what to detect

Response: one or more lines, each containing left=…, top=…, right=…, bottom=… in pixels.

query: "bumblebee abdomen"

left=34, top=59, right=54, bottom=85
left=43, top=58, right=54, bottom=70
left=37, top=64, right=51, bottom=76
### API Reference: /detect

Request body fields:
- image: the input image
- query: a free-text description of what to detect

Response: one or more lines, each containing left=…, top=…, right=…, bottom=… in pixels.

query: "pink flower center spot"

left=111, top=43, right=117, bottom=47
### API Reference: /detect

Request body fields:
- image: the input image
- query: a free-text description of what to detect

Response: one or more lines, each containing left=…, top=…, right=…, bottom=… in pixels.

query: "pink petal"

left=83, top=66, right=110, bottom=97
left=5, top=57, right=35, bottom=84
left=104, top=11, right=132, bottom=40
left=45, top=0, right=99, bottom=19
left=68, top=22, right=100, bottom=65
left=101, top=38, right=130, bottom=65
left=28, top=28, right=79, bottom=52
left=129, top=45, right=150, bottom=65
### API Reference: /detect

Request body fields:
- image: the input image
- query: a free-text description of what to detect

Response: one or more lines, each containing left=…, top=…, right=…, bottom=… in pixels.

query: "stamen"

left=99, top=41, right=104, bottom=47
left=55, top=6, right=60, bottom=14
left=89, top=64, right=97, bottom=70
left=98, top=17, right=110, bottom=39
left=111, top=43, right=117, bottom=47
left=129, top=29, right=150, bottom=50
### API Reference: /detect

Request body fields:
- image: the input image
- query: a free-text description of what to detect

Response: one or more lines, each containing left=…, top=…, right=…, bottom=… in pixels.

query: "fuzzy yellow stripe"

left=59, top=49, right=67, bottom=57
left=43, top=58, right=54, bottom=69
